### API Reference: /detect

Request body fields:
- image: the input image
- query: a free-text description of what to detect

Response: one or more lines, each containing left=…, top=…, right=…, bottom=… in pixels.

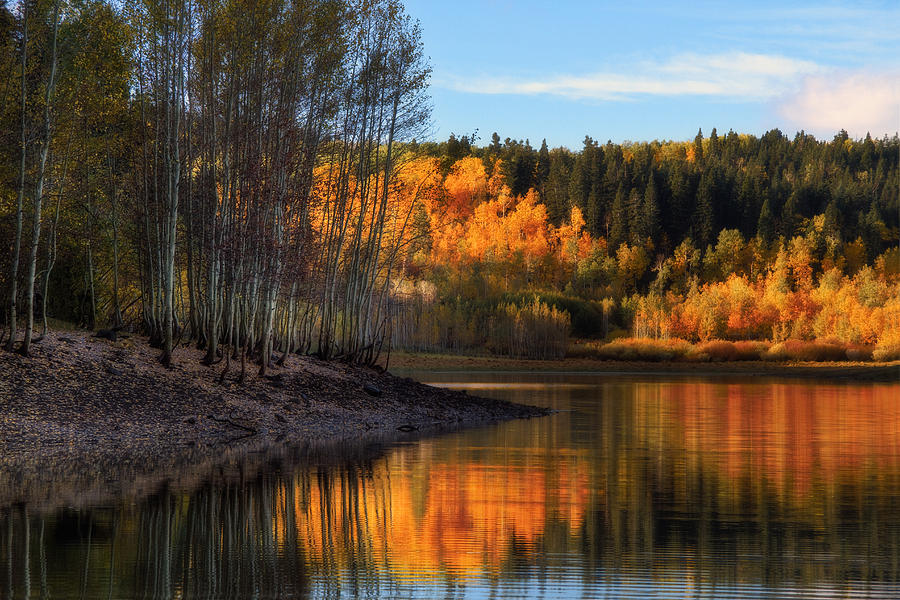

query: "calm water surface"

left=2, top=371, right=899, bottom=599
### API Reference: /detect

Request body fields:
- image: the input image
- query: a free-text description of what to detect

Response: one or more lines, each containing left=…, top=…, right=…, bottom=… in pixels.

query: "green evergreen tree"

left=545, top=150, right=570, bottom=226
left=536, top=139, right=550, bottom=182
left=442, top=133, right=471, bottom=173
left=489, top=131, right=502, bottom=154
left=694, top=169, right=716, bottom=247
left=693, top=127, right=704, bottom=163
left=708, top=127, right=719, bottom=159
left=737, top=175, right=757, bottom=237
left=501, top=138, right=536, bottom=197
left=642, top=175, right=661, bottom=242
left=823, top=198, right=842, bottom=242
left=588, top=146, right=608, bottom=235
left=781, top=190, right=801, bottom=237
left=666, top=164, right=691, bottom=241
left=535, top=138, right=550, bottom=203
left=569, top=137, right=598, bottom=231
left=758, top=197, right=776, bottom=244
left=609, top=184, right=628, bottom=250
left=862, top=200, right=885, bottom=259
left=626, top=188, right=642, bottom=244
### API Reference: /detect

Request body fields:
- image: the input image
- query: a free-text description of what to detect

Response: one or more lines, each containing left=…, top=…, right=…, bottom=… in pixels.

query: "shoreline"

left=3, top=337, right=896, bottom=510
left=387, top=351, right=900, bottom=382
left=0, top=332, right=547, bottom=510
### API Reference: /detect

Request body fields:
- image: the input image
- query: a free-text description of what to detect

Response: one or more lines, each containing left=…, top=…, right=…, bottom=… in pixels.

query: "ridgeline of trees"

left=0, top=0, right=430, bottom=371
left=424, top=128, right=898, bottom=256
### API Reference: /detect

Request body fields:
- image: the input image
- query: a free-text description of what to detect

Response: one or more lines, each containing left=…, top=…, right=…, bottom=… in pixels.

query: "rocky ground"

left=0, top=331, right=548, bottom=509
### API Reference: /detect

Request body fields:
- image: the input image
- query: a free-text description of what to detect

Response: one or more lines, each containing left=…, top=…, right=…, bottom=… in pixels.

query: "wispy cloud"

left=777, top=70, right=899, bottom=138
left=438, top=52, right=822, bottom=101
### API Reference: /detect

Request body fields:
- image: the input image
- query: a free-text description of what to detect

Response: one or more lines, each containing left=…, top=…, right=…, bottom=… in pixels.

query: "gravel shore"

left=0, top=331, right=547, bottom=509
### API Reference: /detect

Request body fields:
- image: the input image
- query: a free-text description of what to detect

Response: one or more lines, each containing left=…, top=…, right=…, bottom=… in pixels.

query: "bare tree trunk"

left=22, top=0, right=60, bottom=356
left=160, top=0, right=187, bottom=367
left=87, top=238, right=96, bottom=330
left=41, top=135, right=71, bottom=337
left=107, top=143, right=122, bottom=327
left=7, top=4, right=27, bottom=351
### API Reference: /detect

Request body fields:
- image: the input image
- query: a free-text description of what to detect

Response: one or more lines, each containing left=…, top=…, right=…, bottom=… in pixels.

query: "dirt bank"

left=0, top=332, right=547, bottom=509
left=387, top=351, right=900, bottom=382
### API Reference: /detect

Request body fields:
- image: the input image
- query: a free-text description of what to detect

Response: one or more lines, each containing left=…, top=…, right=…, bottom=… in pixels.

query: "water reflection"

left=1, top=374, right=898, bottom=598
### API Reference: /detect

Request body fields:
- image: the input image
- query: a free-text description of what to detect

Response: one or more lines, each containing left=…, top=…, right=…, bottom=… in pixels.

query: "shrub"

left=873, top=344, right=900, bottom=362
left=692, top=340, right=737, bottom=361
left=765, top=339, right=849, bottom=362
left=500, top=291, right=609, bottom=337
left=873, top=326, right=900, bottom=362
left=844, top=344, right=874, bottom=361
left=592, top=338, right=692, bottom=362
left=390, top=295, right=569, bottom=360
left=733, top=340, right=771, bottom=360
left=690, top=339, right=768, bottom=362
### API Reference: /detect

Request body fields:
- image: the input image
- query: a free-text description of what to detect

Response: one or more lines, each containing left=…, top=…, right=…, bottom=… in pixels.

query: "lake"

left=2, top=370, right=898, bottom=599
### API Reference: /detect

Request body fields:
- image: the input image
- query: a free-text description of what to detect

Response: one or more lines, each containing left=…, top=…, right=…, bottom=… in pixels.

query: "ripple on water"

left=1, top=373, right=898, bottom=599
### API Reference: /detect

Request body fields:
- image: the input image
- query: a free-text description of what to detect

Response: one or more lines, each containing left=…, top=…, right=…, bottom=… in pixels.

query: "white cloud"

left=777, top=71, right=899, bottom=138
left=438, top=52, right=822, bottom=101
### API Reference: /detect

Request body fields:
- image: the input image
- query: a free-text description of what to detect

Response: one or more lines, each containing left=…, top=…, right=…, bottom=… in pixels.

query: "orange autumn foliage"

left=308, top=156, right=442, bottom=268
left=353, top=154, right=899, bottom=355
left=439, top=156, right=488, bottom=221
left=431, top=188, right=553, bottom=269
left=633, top=261, right=900, bottom=346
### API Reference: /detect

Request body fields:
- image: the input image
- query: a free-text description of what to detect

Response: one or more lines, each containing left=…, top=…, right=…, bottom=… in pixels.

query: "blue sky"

left=403, top=0, right=900, bottom=149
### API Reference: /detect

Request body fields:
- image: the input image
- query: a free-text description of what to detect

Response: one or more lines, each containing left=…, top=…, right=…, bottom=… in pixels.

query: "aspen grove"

left=0, top=0, right=430, bottom=371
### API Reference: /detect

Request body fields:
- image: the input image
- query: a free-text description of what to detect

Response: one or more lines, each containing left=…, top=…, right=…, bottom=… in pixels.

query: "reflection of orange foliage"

left=273, top=451, right=590, bottom=580
left=267, top=379, right=899, bottom=581
left=657, top=382, right=900, bottom=500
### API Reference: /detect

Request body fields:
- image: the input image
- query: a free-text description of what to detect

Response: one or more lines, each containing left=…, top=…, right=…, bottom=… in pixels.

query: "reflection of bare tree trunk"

left=6, top=514, right=12, bottom=596
left=143, top=510, right=153, bottom=598
left=23, top=508, right=30, bottom=600
left=80, top=519, right=92, bottom=600
left=107, top=515, right=117, bottom=600
left=40, top=518, right=47, bottom=600
left=163, top=496, right=172, bottom=600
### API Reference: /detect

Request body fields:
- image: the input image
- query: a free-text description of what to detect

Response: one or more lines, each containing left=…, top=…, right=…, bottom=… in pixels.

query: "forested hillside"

left=387, top=130, right=899, bottom=358
left=1, top=1, right=897, bottom=368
